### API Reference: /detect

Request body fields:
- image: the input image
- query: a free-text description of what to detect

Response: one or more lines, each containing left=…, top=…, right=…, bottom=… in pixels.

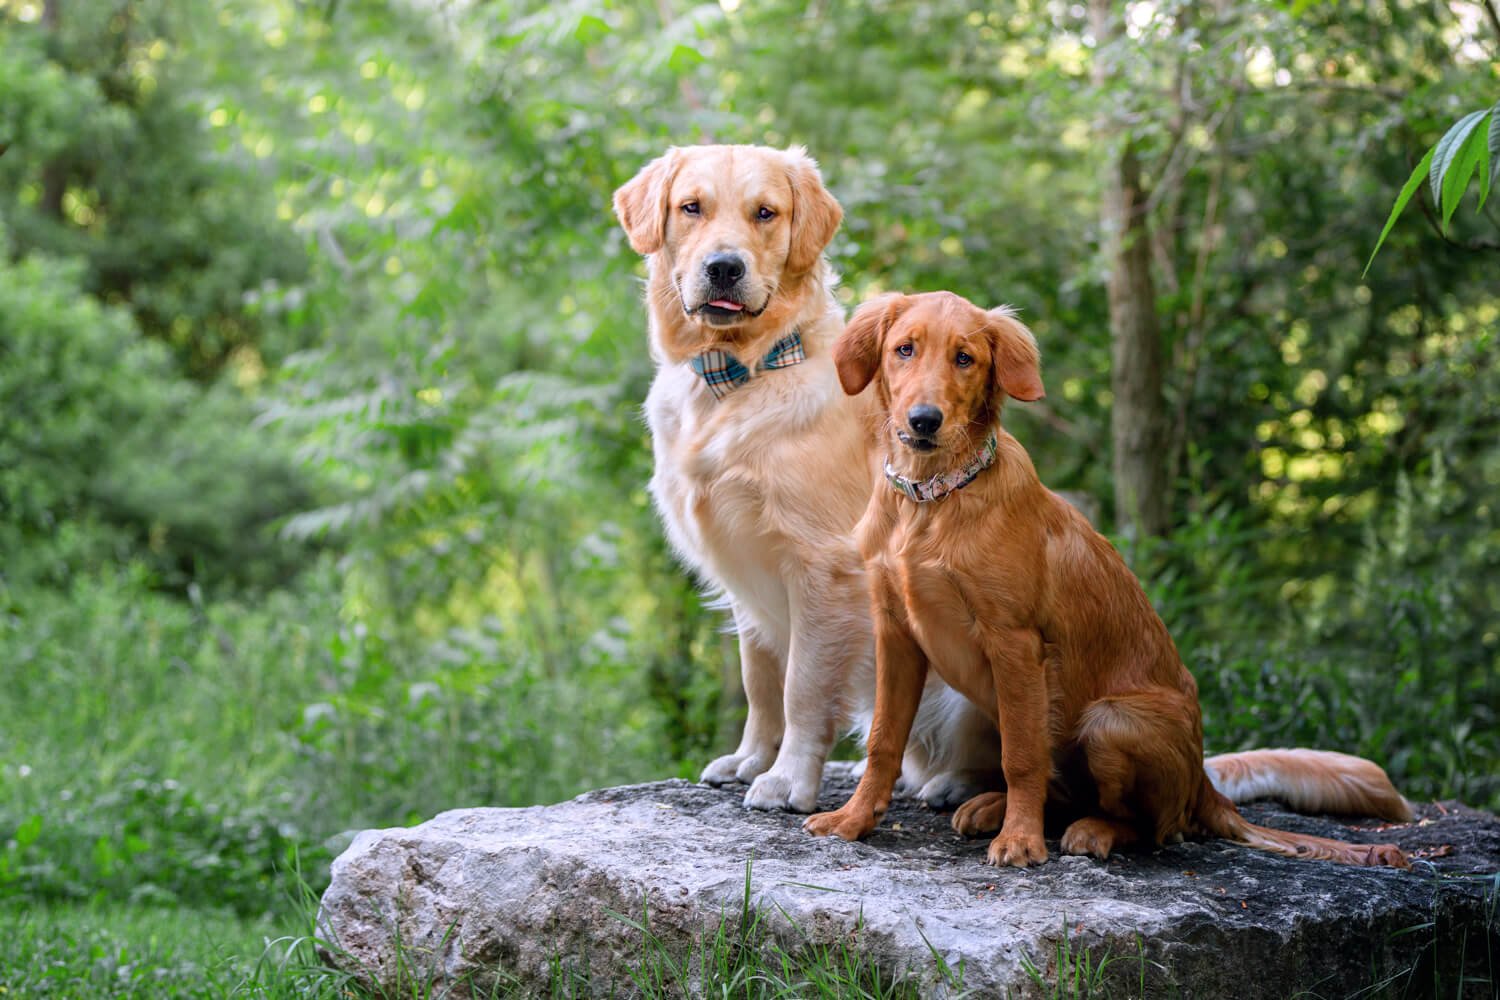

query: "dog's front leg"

left=985, top=627, right=1051, bottom=867
left=805, top=577, right=927, bottom=838
left=743, top=568, right=868, bottom=813
left=701, top=610, right=786, bottom=788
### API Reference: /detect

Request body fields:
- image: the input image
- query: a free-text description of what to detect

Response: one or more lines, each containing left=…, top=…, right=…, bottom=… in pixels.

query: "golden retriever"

left=612, top=146, right=1003, bottom=811
left=804, top=290, right=1410, bottom=868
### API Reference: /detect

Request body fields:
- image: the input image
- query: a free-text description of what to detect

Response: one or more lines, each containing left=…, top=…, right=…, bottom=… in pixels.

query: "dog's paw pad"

left=1060, top=818, right=1124, bottom=860
left=951, top=791, right=1006, bottom=836
left=804, top=808, right=875, bottom=841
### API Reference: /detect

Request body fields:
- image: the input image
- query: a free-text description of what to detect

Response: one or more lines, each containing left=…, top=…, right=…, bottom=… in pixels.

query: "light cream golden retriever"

left=613, top=144, right=1002, bottom=811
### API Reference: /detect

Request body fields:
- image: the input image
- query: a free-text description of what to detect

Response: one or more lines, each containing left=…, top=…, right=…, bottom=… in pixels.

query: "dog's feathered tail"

left=1192, top=773, right=1410, bottom=868
left=1204, top=748, right=1412, bottom=823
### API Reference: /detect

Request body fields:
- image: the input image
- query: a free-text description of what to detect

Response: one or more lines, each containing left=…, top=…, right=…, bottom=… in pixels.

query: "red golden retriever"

left=804, top=290, right=1411, bottom=869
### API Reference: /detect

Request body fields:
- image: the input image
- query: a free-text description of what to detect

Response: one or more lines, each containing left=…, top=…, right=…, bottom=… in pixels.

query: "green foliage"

left=0, top=0, right=1497, bottom=989
left=0, top=561, right=696, bottom=917
left=1365, top=147, right=1437, bottom=277
left=0, top=243, right=314, bottom=590
left=1366, top=101, right=1499, bottom=273
left=1167, top=458, right=1499, bottom=808
left=0, top=776, right=300, bottom=915
left=0, top=0, right=307, bottom=377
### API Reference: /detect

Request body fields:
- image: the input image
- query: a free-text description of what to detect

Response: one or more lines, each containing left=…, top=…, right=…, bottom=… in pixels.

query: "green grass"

left=1019, top=926, right=1161, bottom=1000
left=0, top=890, right=961, bottom=999
left=0, top=901, right=311, bottom=999
left=0, top=566, right=686, bottom=918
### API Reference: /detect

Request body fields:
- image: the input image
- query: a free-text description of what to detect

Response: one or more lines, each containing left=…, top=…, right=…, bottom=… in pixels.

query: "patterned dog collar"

left=885, top=432, right=999, bottom=503
left=690, top=329, right=805, bottom=400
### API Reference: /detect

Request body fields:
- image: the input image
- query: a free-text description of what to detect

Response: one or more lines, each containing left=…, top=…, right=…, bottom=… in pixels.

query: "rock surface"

left=319, top=763, right=1500, bottom=998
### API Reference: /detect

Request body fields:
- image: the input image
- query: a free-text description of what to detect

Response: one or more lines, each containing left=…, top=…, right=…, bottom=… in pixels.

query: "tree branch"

left=1283, top=79, right=1407, bottom=101
left=1481, top=0, right=1500, bottom=42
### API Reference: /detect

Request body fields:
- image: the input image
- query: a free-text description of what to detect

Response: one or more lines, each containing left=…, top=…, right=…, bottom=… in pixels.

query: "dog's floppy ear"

left=613, top=148, right=682, bottom=255
left=986, top=306, right=1044, bottom=402
left=783, top=146, right=843, bottom=275
left=835, top=293, right=908, bottom=396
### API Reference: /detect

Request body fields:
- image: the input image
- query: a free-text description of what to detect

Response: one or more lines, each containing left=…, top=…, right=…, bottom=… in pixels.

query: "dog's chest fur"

left=863, top=472, right=1052, bottom=703
left=644, top=352, right=870, bottom=643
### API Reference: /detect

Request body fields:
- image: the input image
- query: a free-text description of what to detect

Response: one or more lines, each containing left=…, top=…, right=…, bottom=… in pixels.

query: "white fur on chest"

left=645, top=363, right=842, bottom=642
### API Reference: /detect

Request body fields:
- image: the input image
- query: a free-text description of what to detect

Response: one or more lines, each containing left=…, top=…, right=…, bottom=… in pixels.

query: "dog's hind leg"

left=1070, top=688, right=1204, bottom=853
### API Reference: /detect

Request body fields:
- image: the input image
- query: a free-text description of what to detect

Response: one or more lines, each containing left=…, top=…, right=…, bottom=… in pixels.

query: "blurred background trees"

left=0, top=0, right=1496, bottom=969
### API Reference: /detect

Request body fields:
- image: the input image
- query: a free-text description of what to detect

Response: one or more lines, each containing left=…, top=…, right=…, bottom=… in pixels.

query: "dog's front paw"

left=743, top=770, right=818, bottom=813
left=804, top=806, right=877, bottom=841
left=734, top=752, right=774, bottom=784
left=987, top=827, right=1049, bottom=867
left=701, top=751, right=770, bottom=787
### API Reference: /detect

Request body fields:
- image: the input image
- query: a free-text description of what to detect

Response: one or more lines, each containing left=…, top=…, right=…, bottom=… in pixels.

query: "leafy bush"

left=1145, top=460, right=1500, bottom=810
left=0, top=245, right=316, bottom=590
left=0, top=8, right=307, bottom=378
left=0, top=775, right=304, bottom=915
left=0, top=560, right=700, bottom=916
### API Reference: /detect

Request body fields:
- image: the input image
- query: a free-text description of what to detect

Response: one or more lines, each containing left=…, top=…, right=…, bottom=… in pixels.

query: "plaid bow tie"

left=689, top=330, right=806, bottom=400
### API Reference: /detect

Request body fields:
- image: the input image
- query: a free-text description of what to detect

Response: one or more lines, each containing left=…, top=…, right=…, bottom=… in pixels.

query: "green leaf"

left=574, top=14, right=610, bottom=44
left=1439, top=111, right=1490, bottom=227
left=1364, top=146, right=1434, bottom=277
left=14, top=814, right=43, bottom=849
left=666, top=43, right=704, bottom=74
left=1480, top=133, right=1492, bottom=211
left=1429, top=109, right=1488, bottom=220
left=1490, top=99, right=1500, bottom=185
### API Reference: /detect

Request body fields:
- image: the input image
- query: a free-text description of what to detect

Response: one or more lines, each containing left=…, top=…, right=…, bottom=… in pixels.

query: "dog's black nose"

left=704, top=253, right=746, bottom=286
left=907, top=405, right=943, bottom=436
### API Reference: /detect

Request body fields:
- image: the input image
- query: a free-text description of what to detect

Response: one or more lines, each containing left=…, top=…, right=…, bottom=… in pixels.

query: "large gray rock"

left=318, top=763, right=1500, bottom=998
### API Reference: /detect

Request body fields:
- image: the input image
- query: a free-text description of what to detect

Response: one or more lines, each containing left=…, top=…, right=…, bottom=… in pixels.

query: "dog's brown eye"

left=682, top=201, right=700, bottom=215
left=955, top=351, right=974, bottom=368
left=895, top=343, right=914, bottom=358
left=756, top=206, right=775, bottom=221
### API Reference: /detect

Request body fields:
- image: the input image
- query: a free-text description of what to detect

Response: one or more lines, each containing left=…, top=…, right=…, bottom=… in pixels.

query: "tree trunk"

left=1091, top=0, right=1170, bottom=538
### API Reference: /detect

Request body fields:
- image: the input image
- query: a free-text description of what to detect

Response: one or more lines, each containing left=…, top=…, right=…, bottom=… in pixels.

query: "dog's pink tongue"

left=709, top=299, right=745, bottom=311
